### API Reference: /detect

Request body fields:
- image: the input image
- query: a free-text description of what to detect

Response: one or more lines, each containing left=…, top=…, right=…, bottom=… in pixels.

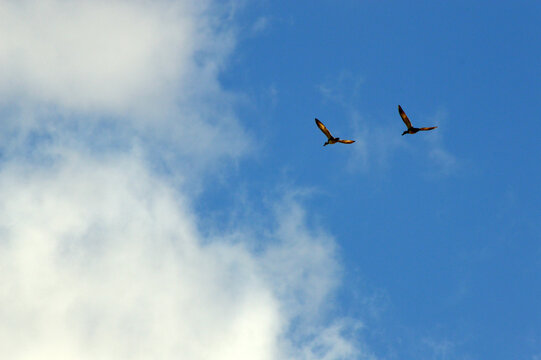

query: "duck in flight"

left=398, top=105, right=437, bottom=136
left=315, top=118, right=355, bottom=146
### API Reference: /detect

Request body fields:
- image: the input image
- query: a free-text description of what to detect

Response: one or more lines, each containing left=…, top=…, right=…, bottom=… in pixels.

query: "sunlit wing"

left=315, top=118, right=333, bottom=139
left=398, top=105, right=412, bottom=129
left=418, top=126, right=438, bottom=131
left=337, top=139, right=355, bottom=144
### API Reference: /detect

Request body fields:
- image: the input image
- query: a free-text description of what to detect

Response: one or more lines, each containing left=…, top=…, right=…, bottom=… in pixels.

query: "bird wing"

left=315, top=118, right=333, bottom=139
left=337, top=139, right=355, bottom=144
left=398, top=105, right=413, bottom=129
left=418, top=126, right=438, bottom=131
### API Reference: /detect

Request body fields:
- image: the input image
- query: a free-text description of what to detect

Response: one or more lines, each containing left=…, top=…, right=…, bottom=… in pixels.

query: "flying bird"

left=315, top=118, right=355, bottom=146
left=398, top=105, right=437, bottom=136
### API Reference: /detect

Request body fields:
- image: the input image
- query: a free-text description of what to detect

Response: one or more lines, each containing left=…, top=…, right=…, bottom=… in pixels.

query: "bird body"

left=398, top=105, right=437, bottom=135
left=315, top=118, right=355, bottom=146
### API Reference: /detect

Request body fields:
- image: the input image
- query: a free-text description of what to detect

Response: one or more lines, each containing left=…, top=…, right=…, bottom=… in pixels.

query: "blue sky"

left=205, top=1, right=541, bottom=359
left=0, top=1, right=539, bottom=359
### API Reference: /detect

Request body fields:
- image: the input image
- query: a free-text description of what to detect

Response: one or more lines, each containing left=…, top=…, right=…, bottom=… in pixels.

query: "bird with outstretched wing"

left=398, top=105, right=437, bottom=135
left=315, top=118, right=355, bottom=146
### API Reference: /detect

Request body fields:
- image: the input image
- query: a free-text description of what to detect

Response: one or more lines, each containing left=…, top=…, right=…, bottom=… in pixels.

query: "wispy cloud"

left=318, top=73, right=459, bottom=176
left=348, top=109, right=406, bottom=174
left=422, top=108, right=460, bottom=177
left=318, top=70, right=364, bottom=108
left=318, top=72, right=406, bottom=174
left=252, top=16, right=270, bottom=34
left=421, top=338, right=457, bottom=360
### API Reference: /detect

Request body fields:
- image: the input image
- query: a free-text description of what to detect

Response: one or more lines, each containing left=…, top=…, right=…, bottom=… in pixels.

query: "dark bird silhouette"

left=398, top=105, right=437, bottom=136
left=315, top=118, right=355, bottom=146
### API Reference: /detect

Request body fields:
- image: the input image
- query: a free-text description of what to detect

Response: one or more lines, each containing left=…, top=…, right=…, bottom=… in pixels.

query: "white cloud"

left=0, top=1, right=368, bottom=359
left=0, top=154, right=361, bottom=360
left=0, top=0, right=250, bottom=170
left=1, top=0, right=203, bottom=113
